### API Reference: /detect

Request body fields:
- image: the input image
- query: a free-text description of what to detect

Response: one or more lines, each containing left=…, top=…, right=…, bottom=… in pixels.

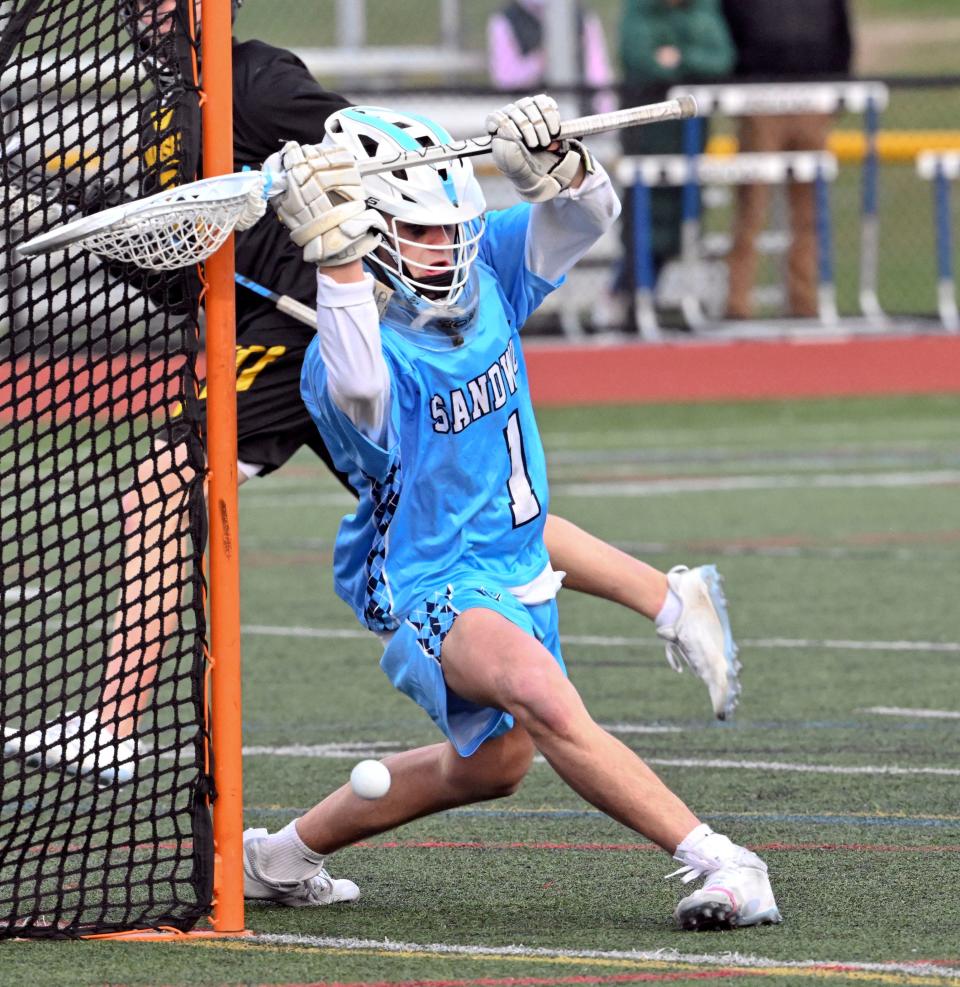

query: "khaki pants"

left=725, top=114, right=833, bottom=319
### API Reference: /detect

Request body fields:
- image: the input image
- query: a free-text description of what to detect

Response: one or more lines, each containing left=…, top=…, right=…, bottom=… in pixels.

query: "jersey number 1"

left=504, top=411, right=541, bottom=527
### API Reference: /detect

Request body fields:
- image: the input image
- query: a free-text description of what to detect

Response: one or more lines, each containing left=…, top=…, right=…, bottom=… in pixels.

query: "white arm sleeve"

left=525, top=162, right=621, bottom=284
left=314, top=271, right=390, bottom=439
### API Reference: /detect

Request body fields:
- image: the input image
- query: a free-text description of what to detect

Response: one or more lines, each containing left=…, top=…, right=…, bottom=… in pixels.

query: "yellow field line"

left=182, top=939, right=960, bottom=986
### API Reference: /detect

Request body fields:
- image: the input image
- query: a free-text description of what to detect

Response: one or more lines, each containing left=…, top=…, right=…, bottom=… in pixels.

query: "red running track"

left=523, top=332, right=960, bottom=406
left=2, top=333, right=959, bottom=422
left=0, top=352, right=187, bottom=423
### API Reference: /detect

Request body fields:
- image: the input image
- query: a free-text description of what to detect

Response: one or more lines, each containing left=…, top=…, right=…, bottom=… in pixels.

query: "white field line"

left=860, top=706, right=960, bottom=720
left=644, top=758, right=960, bottom=777
left=596, top=723, right=682, bottom=734
left=243, top=624, right=370, bottom=640
left=8, top=620, right=954, bottom=660
left=253, top=933, right=960, bottom=980
left=3, top=585, right=65, bottom=605
left=546, top=448, right=956, bottom=469
left=629, top=542, right=947, bottom=561
left=542, top=425, right=958, bottom=449
left=744, top=636, right=960, bottom=653
left=236, top=468, right=960, bottom=508
left=241, top=623, right=960, bottom=653
left=4, top=586, right=44, bottom=602
left=241, top=741, right=400, bottom=759
left=238, top=742, right=960, bottom=777
left=553, top=469, right=960, bottom=498
left=247, top=444, right=952, bottom=474
left=240, top=725, right=679, bottom=761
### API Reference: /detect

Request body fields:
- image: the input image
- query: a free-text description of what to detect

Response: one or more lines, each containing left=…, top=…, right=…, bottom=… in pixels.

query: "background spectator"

left=487, top=0, right=616, bottom=114
left=604, top=0, right=733, bottom=330
left=721, top=0, right=853, bottom=319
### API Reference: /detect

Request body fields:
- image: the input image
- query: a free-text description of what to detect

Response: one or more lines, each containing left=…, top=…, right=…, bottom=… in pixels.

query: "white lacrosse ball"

left=350, top=759, right=391, bottom=800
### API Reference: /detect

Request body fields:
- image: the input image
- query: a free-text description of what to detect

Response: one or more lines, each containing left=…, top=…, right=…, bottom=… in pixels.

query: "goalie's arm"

left=486, top=94, right=621, bottom=284
left=265, top=140, right=390, bottom=439
left=525, top=164, right=620, bottom=285
left=312, top=271, right=390, bottom=439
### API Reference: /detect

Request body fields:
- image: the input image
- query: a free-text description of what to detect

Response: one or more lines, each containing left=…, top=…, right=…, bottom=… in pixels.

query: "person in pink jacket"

left=487, top=0, right=616, bottom=114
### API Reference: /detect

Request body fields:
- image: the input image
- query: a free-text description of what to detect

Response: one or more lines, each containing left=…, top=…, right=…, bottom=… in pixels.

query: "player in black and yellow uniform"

left=126, top=0, right=349, bottom=480
left=223, top=37, right=352, bottom=481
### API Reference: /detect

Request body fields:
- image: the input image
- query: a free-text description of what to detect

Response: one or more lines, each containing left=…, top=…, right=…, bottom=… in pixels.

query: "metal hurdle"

left=617, top=151, right=839, bottom=340
left=916, top=151, right=960, bottom=332
left=667, top=81, right=889, bottom=324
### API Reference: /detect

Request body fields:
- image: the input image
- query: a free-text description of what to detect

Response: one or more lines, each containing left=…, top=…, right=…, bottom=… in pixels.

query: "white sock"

left=674, top=823, right=737, bottom=871
left=259, top=820, right=326, bottom=882
left=676, top=822, right=713, bottom=857
left=654, top=587, right=682, bottom=630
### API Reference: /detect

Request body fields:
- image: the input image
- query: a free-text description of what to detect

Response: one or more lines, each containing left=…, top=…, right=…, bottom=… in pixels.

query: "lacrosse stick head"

left=16, top=171, right=268, bottom=271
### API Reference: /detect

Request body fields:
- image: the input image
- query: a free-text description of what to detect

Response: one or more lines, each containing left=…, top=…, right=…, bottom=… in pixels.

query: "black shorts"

left=177, top=328, right=354, bottom=492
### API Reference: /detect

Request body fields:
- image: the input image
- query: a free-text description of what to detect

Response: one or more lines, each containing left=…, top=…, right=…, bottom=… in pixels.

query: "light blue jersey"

left=301, top=204, right=562, bottom=632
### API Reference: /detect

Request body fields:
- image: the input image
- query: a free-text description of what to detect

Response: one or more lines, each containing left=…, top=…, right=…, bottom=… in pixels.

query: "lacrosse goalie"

left=239, top=94, right=781, bottom=932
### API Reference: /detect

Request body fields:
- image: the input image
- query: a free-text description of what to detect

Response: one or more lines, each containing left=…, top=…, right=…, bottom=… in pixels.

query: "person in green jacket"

left=608, top=0, right=733, bottom=328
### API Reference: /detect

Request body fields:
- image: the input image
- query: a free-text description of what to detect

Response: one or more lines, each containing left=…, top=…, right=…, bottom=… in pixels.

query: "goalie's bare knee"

left=442, top=728, right=535, bottom=800
left=495, top=651, right=581, bottom=744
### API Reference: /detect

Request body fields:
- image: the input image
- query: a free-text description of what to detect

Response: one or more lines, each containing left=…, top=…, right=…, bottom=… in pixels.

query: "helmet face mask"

left=123, top=0, right=243, bottom=28
left=376, top=216, right=484, bottom=308
left=121, top=0, right=181, bottom=70
left=379, top=268, right=481, bottom=351
left=122, top=0, right=242, bottom=70
left=324, top=106, right=487, bottom=320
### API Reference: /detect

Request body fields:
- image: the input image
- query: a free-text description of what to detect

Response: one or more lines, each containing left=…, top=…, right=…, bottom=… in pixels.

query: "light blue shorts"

left=379, top=583, right=566, bottom=756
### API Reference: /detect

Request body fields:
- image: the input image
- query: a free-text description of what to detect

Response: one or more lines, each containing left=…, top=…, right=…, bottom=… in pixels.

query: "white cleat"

left=243, top=828, right=360, bottom=907
left=2, top=711, right=136, bottom=786
left=672, top=847, right=783, bottom=931
left=657, top=564, right=742, bottom=719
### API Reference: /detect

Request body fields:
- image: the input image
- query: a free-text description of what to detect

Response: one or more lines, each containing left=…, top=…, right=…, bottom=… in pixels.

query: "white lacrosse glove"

left=485, top=94, right=594, bottom=203
left=264, top=141, right=387, bottom=266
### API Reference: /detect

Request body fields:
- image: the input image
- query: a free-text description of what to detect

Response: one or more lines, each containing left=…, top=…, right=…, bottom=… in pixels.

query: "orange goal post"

left=200, top=0, right=245, bottom=939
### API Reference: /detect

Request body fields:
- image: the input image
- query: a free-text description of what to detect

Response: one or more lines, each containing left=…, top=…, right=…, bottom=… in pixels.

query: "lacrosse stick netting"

left=16, top=171, right=268, bottom=270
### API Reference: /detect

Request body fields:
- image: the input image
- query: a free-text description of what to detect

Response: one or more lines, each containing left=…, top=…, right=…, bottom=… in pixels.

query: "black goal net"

left=0, top=0, right=213, bottom=937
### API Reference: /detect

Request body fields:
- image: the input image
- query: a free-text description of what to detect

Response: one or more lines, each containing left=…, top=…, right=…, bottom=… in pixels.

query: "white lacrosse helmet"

left=324, top=106, right=486, bottom=312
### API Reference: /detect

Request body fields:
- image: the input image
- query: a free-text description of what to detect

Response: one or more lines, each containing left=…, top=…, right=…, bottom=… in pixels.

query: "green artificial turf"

left=5, top=394, right=960, bottom=984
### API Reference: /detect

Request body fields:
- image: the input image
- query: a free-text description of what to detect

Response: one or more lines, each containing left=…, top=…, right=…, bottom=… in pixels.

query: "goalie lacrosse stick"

left=17, top=95, right=697, bottom=271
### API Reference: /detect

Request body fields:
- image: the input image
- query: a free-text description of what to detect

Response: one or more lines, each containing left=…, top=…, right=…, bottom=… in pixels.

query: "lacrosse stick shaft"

left=357, top=95, right=698, bottom=177
left=236, top=274, right=408, bottom=329
left=560, top=95, right=697, bottom=138
left=234, top=272, right=316, bottom=327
